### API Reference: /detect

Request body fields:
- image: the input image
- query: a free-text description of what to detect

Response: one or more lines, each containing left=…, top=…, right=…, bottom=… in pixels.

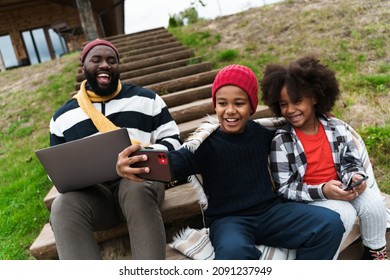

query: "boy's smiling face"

left=215, top=85, right=252, bottom=134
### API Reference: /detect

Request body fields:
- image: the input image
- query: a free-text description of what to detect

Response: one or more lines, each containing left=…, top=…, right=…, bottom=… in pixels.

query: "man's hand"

left=116, top=144, right=150, bottom=182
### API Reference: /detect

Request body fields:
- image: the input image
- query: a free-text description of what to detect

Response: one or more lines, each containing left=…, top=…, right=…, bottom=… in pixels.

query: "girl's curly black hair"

left=260, top=56, right=340, bottom=117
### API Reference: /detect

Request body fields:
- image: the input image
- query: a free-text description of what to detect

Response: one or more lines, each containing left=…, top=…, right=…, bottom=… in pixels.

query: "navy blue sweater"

left=170, top=120, right=282, bottom=224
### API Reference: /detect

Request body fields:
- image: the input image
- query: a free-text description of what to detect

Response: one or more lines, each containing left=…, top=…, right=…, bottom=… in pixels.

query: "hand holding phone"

left=344, top=176, right=368, bottom=191
left=130, top=149, right=173, bottom=182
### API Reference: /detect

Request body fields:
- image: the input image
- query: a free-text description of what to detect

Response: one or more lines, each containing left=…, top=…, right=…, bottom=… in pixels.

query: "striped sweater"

left=50, top=83, right=181, bottom=151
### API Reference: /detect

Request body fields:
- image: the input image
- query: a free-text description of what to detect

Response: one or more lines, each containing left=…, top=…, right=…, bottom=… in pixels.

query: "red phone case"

left=131, top=149, right=173, bottom=182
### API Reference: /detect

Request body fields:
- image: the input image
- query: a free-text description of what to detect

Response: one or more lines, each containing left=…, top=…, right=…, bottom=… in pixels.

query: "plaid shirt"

left=270, top=115, right=366, bottom=202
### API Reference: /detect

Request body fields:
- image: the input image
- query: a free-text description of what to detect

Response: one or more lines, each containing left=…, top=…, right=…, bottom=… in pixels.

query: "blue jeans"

left=209, top=202, right=344, bottom=260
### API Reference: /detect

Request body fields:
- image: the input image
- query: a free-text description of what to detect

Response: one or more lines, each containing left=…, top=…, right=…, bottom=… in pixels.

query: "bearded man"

left=49, top=39, right=181, bottom=259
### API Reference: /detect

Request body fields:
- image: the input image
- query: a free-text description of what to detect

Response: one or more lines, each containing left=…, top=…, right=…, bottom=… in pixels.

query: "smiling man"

left=49, top=39, right=181, bottom=260
left=81, top=39, right=121, bottom=96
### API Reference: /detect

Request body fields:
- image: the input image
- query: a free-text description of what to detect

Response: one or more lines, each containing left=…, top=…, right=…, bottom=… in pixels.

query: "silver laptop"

left=35, top=128, right=131, bottom=193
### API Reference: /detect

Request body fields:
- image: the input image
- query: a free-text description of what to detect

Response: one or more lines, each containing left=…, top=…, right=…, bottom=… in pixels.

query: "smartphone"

left=344, top=176, right=368, bottom=191
left=130, top=149, right=173, bottom=182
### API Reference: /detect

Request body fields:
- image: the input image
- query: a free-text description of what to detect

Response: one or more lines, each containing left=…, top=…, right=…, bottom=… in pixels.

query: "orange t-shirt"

left=295, top=122, right=338, bottom=185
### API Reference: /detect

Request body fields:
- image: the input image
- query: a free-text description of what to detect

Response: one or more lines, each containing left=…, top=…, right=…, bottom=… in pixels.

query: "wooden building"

left=0, top=0, right=125, bottom=69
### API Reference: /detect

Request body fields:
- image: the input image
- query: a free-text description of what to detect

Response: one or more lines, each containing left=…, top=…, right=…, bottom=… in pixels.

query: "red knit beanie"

left=211, top=64, right=258, bottom=114
left=80, top=39, right=119, bottom=63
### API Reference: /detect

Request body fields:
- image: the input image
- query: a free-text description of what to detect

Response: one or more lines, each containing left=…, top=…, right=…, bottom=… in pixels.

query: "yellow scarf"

left=74, top=80, right=141, bottom=144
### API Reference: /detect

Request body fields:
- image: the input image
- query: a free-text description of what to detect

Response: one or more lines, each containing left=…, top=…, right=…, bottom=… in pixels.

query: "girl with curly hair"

left=261, top=56, right=388, bottom=260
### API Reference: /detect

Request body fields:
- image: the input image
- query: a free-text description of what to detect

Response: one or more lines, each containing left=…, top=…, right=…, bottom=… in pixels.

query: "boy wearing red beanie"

left=117, top=64, right=345, bottom=259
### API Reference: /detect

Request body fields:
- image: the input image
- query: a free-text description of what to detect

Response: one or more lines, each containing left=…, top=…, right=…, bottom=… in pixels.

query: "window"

left=0, top=35, right=18, bottom=68
left=22, top=28, right=50, bottom=64
left=49, top=29, right=68, bottom=58
left=22, top=27, right=68, bottom=65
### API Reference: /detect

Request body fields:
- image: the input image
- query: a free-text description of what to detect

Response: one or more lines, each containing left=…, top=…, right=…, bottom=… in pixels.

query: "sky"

left=125, top=0, right=282, bottom=34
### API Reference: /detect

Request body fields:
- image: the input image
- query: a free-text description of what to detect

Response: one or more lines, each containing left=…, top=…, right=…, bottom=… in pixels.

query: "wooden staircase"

left=29, top=27, right=390, bottom=260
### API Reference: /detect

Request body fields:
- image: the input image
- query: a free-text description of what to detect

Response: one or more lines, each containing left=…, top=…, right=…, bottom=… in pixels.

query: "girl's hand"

left=349, top=174, right=367, bottom=197
left=322, top=180, right=358, bottom=201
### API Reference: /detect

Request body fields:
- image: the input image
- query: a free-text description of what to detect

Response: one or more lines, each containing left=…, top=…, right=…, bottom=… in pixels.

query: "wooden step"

left=169, top=98, right=214, bottom=124
left=31, top=183, right=202, bottom=259
left=124, top=62, right=212, bottom=88
left=75, top=62, right=212, bottom=90
left=80, top=29, right=173, bottom=56
left=112, top=31, right=175, bottom=51
left=103, top=27, right=167, bottom=43
left=146, top=70, right=219, bottom=95
left=121, top=46, right=189, bottom=65
left=105, top=244, right=190, bottom=260
left=118, top=37, right=178, bottom=55
left=119, top=50, right=195, bottom=73
left=43, top=181, right=199, bottom=213
left=76, top=39, right=183, bottom=76
left=118, top=57, right=203, bottom=83
left=162, top=84, right=211, bottom=108
left=77, top=43, right=189, bottom=76
left=75, top=50, right=195, bottom=82
left=120, top=41, right=183, bottom=59
left=80, top=28, right=169, bottom=49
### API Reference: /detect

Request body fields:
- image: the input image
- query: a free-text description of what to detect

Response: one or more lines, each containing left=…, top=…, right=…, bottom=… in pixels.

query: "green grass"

left=0, top=53, right=78, bottom=259
left=363, top=74, right=390, bottom=92
left=358, top=124, right=390, bottom=194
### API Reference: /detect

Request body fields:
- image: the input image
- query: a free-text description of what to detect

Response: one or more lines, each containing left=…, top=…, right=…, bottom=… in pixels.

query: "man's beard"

left=85, top=71, right=120, bottom=96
